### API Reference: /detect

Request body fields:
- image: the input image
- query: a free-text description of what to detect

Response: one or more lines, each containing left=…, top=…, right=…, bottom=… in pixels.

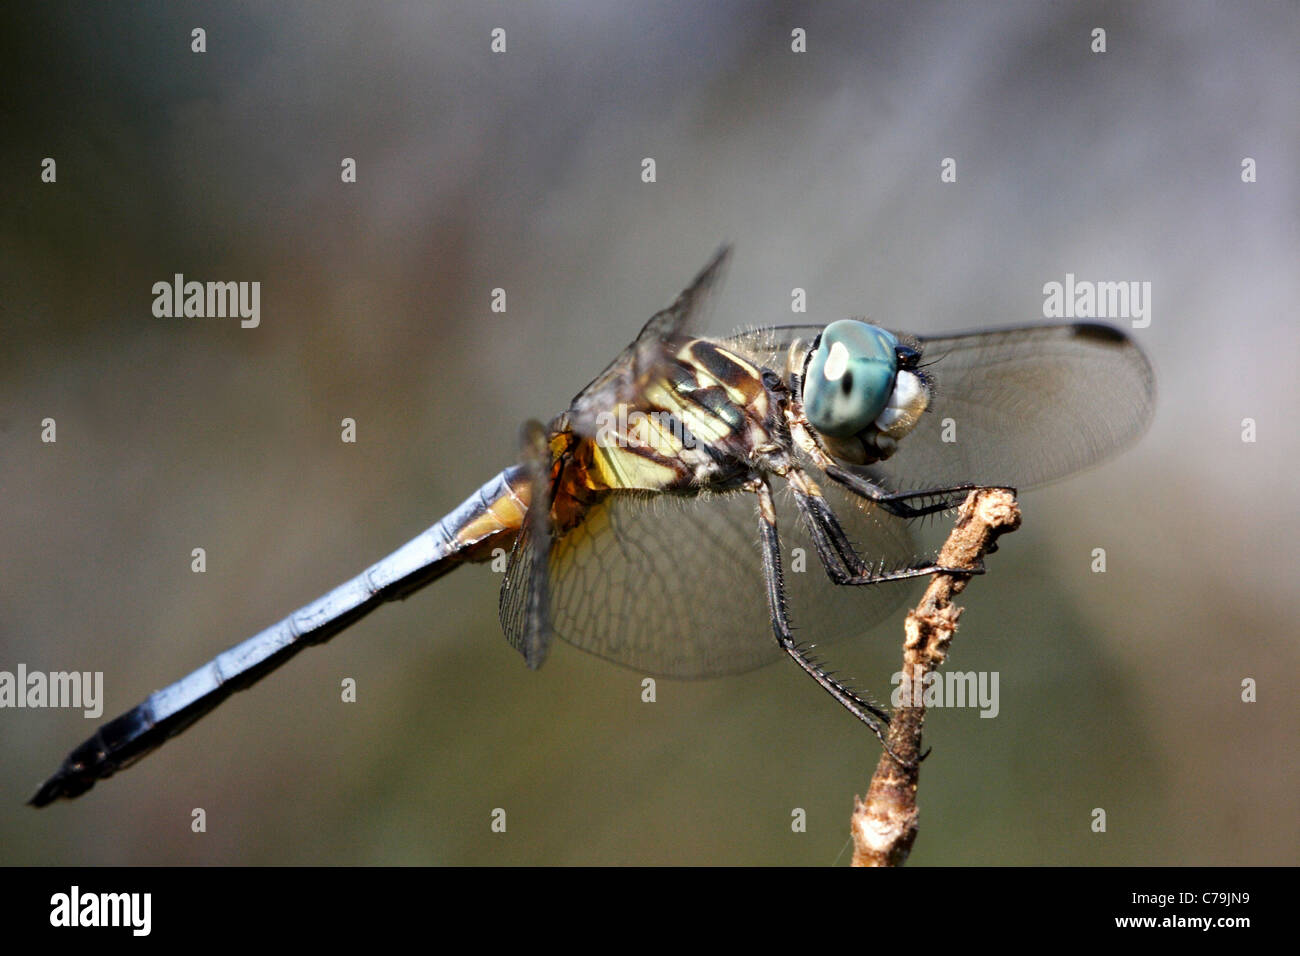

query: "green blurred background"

left=2, top=1, right=1296, bottom=865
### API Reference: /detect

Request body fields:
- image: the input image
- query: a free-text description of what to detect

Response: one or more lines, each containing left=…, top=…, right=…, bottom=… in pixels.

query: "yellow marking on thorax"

left=618, top=398, right=687, bottom=455
left=642, top=381, right=732, bottom=446
left=678, top=341, right=763, bottom=407
left=592, top=442, right=679, bottom=491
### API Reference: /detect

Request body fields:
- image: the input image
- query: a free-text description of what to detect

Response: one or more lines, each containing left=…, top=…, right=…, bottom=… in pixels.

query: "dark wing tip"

left=1071, top=321, right=1156, bottom=402
left=1069, top=322, right=1133, bottom=345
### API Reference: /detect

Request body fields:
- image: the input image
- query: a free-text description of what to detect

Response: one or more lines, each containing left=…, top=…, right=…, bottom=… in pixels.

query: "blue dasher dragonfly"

left=31, top=246, right=1153, bottom=805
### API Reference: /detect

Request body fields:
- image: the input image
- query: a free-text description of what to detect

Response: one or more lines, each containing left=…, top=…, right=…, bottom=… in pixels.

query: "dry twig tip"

left=850, top=487, right=1021, bottom=867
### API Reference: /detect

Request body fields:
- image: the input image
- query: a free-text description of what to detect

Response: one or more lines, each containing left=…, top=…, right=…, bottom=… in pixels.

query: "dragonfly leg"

left=793, top=485, right=987, bottom=584
left=821, top=464, right=1010, bottom=519
left=786, top=411, right=1012, bottom=519
left=750, top=478, right=906, bottom=752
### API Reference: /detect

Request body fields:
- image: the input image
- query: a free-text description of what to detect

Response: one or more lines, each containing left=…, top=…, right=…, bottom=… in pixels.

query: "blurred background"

left=2, top=1, right=1296, bottom=865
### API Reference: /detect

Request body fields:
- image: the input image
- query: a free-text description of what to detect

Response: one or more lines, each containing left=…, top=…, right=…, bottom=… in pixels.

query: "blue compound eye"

left=803, top=320, right=899, bottom=438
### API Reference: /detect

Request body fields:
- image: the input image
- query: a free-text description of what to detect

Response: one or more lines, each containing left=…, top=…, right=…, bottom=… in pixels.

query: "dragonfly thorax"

left=552, top=336, right=782, bottom=516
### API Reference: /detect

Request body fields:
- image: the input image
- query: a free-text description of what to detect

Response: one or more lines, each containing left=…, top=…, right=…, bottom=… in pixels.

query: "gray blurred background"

left=2, top=1, right=1296, bottom=865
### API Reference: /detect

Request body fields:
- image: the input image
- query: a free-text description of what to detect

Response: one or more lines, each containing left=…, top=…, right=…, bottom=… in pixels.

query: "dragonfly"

left=31, top=246, right=1154, bottom=805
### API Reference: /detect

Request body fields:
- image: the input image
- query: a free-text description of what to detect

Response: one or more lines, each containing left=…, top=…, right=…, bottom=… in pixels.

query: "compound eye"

left=803, top=320, right=899, bottom=438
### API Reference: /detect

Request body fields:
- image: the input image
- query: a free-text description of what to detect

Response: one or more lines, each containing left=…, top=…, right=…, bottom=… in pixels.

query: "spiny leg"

left=820, top=463, right=1000, bottom=520
left=749, top=477, right=900, bottom=750
left=781, top=465, right=984, bottom=584
left=793, top=482, right=987, bottom=585
left=785, top=410, right=1011, bottom=520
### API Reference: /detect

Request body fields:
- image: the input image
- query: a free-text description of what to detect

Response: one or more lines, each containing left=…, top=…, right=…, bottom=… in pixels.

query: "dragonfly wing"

left=565, top=245, right=732, bottom=438
left=874, top=323, right=1155, bottom=490
left=499, top=517, right=539, bottom=662
left=722, top=323, right=824, bottom=373
left=727, top=322, right=1154, bottom=492
left=507, top=481, right=921, bottom=679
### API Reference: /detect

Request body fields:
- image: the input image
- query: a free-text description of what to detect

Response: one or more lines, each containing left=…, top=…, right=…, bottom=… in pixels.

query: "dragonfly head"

left=802, top=320, right=929, bottom=464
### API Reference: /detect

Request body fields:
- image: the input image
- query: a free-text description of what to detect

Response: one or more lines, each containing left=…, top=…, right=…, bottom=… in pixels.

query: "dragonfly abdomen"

left=30, top=466, right=530, bottom=806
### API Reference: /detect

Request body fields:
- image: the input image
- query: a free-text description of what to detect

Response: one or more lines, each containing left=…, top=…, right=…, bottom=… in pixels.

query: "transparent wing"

left=501, top=479, right=924, bottom=679
left=727, top=322, right=1154, bottom=491
left=722, top=323, right=823, bottom=371
left=565, top=245, right=732, bottom=438
left=880, top=323, right=1154, bottom=489
left=499, top=519, right=538, bottom=661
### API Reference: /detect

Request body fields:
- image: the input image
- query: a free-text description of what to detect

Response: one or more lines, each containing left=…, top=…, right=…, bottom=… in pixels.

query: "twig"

left=850, top=488, right=1021, bottom=867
